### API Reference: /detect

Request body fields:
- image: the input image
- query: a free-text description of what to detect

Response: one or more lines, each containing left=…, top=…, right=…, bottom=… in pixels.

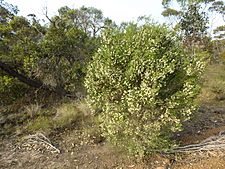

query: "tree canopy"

left=0, top=1, right=111, bottom=97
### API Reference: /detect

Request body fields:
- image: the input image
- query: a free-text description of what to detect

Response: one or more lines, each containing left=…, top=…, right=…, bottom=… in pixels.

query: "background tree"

left=209, top=1, right=225, bottom=38
left=161, top=0, right=213, bottom=59
left=37, top=15, right=95, bottom=94
left=0, top=0, right=46, bottom=97
left=162, top=0, right=215, bottom=8
left=36, top=6, right=112, bottom=94
left=180, top=4, right=209, bottom=49
left=0, top=1, right=111, bottom=97
left=56, top=6, right=113, bottom=37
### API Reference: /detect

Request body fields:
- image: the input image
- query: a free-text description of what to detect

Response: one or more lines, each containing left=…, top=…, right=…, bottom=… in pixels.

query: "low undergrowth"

left=198, top=63, right=225, bottom=107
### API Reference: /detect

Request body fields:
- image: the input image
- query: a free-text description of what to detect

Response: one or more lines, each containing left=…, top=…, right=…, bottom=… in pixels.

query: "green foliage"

left=0, top=75, right=13, bottom=92
left=26, top=116, right=53, bottom=132
left=0, top=0, right=18, bottom=23
left=213, top=25, right=225, bottom=39
left=161, top=1, right=210, bottom=51
left=0, top=15, right=41, bottom=70
left=162, top=0, right=215, bottom=8
left=209, top=0, right=225, bottom=14
left=162, top=0, right=224, bottom=41
left=54, top=101, right=83, bottom=128
left=0, top=75, right=27, bottom=105
left=161, top=8, right=181, bottom=17
left=198, top=63, right=225, bottom=106
left=180, top=4, right=208, bottom=41
left=0, top=2, right=109, bottom=96
left=25, top=100, right=87, bottom=132
left=57, top=6, right=111, bottom=37
left=209, top=1, right=225, bottom=39
left=85, top=23, right=205, bottom=157
left=0, top=2, right=44, bottom=96
left=37, top=22, right=93, bottom=92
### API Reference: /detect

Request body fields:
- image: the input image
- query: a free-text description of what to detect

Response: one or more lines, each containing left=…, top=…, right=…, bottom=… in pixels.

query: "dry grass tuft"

left=25, top=100, right=91, bottom=132
left=26, top=116, right=53, bottom=132
left=198, top=63, right=225, bottom=106
left=53, top=101, right=82, bottom=128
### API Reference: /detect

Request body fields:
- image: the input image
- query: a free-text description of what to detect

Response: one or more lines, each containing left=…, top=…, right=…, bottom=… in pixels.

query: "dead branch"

left=22, top=132, right=60, bottom=153
left=171, top=131, right=225, bottom=153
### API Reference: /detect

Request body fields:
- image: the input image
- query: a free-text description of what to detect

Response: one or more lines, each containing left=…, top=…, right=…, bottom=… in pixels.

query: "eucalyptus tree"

left=0, top=1, right=46, bottom=91
left=56, top=6, right=113, bottom=37
left=162, top=0, right=211, bottom=52
left=37, top=6, right=113, bottom=94
left=0, top=1, right=113, bottom=97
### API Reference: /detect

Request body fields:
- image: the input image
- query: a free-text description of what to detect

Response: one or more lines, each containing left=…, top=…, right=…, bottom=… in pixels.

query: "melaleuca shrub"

left=85, top=23, right=205, bottom=157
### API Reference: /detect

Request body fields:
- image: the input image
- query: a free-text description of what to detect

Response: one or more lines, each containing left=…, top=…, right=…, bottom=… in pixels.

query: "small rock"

left=128, top=164, right=135, bottom=168
left=156, top=167, right=165, bottom=169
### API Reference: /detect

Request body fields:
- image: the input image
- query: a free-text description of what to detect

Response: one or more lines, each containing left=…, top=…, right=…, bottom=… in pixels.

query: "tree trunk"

left=0, top=60, right=69, bottom=96
left=0, top=60, right=44, bottom=88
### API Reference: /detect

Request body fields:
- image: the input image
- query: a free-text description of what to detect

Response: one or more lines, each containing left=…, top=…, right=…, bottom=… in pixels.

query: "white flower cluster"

left=85, top=23, right=205, bottom=157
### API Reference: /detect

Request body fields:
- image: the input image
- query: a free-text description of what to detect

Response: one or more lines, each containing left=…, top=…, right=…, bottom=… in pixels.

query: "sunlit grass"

left=53, top=101, right=82, bottom=128
left=198, top=63, right=225, bottom=107
left=24, top=100, right=92, bottom=133
left=26, top=116, right=53, bottom=132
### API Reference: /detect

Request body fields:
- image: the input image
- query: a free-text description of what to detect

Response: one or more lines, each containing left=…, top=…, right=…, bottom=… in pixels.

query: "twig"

left=147, top=131, right=225, bottom=155
left=171, top=132, right=225, bottom=153
left=22, top=132, right=60, bottom=153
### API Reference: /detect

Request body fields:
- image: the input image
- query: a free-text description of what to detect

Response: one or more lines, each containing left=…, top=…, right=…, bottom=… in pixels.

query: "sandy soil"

left=1, top=105, right=225, bottom=169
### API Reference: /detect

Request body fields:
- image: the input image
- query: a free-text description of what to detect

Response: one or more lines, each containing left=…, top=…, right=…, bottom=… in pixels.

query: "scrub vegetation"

left=1, top=0, right=225, bottom=168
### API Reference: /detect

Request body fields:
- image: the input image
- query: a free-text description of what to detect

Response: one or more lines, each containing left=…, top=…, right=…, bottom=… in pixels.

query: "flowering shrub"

left=85, top=23, right=205, bottom=157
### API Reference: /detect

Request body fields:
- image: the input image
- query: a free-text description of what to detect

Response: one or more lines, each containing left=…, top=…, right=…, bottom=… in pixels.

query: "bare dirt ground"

left=0, top=126, right=148, bottom=169
left=1, top=105, right=225, bottom=169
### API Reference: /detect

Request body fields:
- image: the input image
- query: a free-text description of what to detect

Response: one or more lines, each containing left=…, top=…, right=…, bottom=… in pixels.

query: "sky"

left=5, top=0, right=224, bottom=35
left=6, top=0, right=165, bottom=24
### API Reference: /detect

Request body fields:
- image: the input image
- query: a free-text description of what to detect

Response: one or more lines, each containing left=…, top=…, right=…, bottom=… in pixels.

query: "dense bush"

left=0, top=2, right=108, bottom=97
left=0, top=75, right=28, bottom=105
left=85, top=23, right=205, bottom=157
